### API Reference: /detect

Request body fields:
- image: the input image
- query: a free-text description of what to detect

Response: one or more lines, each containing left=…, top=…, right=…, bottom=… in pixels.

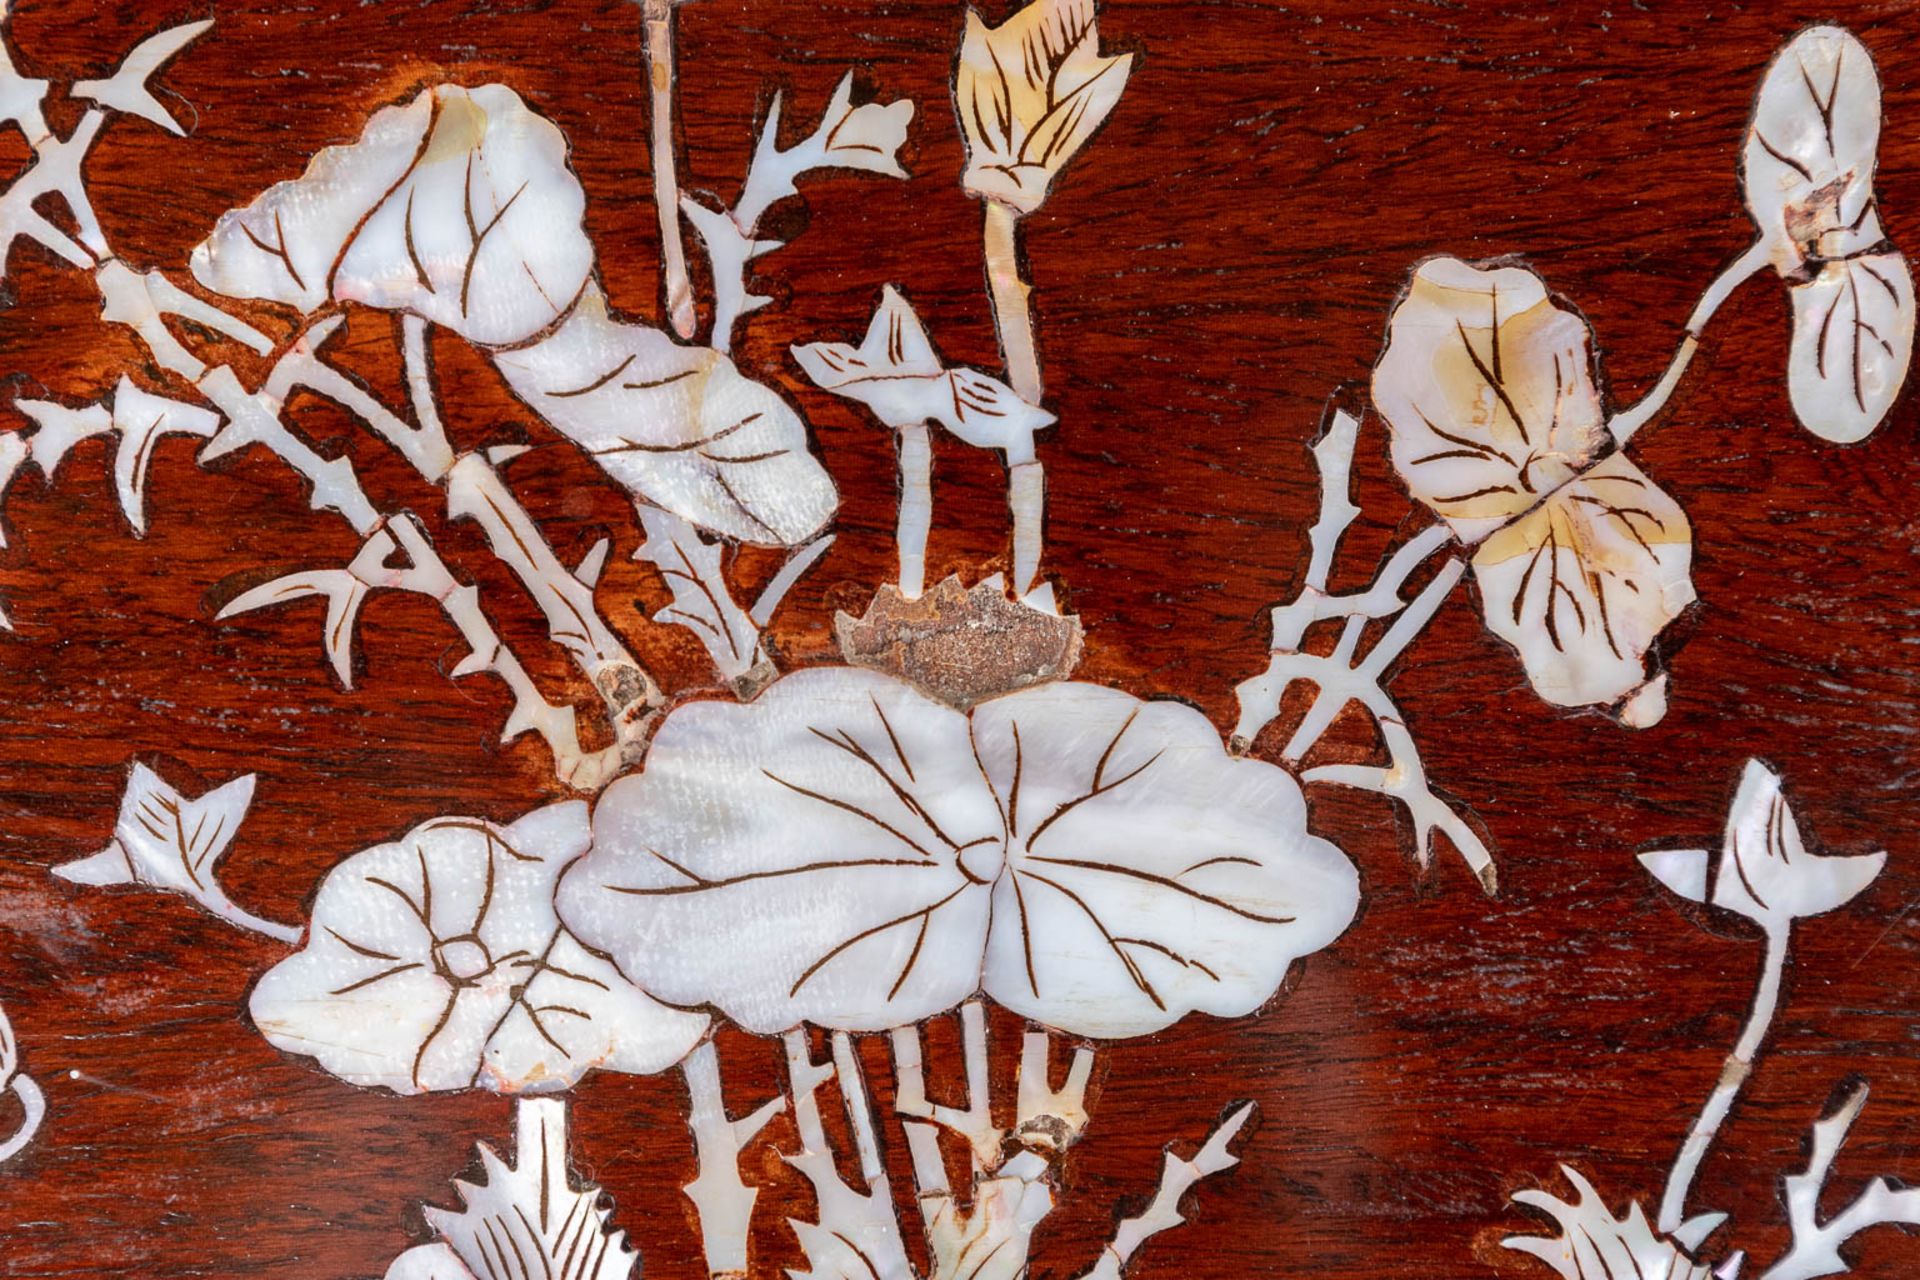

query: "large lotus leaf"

left=1373, top=257, right=1610, bottom=546
left=559, top=669, right=1360, bottom=1039
left=494, top=285, right=838, bottom=546
left=972, top=681, right=1359, bottom=1037
left=192, top=84, right=593, bottom=348
left=559, top=668, right=1002, bottom=1034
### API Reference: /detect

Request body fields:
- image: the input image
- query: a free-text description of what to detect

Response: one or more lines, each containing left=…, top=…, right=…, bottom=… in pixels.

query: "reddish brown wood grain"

left=3, top=1, right=1920, bottom=1276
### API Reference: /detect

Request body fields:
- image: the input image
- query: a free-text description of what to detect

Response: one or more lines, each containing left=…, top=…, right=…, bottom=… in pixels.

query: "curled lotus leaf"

left=558, top=668, right=1358, bottom=1040
left=250, top=801, right=708, bottom=1095
left=192, top=84, right=592, bottom=348
left=192, top=86, right=838, bottom=545
left=496, top=285, right=837, bottom=546
left=1375, top=257, right=1694, bottom=714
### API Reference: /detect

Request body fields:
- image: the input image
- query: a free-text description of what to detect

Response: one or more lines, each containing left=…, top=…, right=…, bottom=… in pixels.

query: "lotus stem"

left=1658, top=922, right=1791, bottom=1234
left=643, top=0, right=697, bottom=340
left=1279, top=526, right=1459, bottom=761
left=891, top=999, right=1003, bottom=1170
left=897, top=422, right=932, bottom=598
left=984, top=200, right=1041, bottom=403
left=298, top=324, right=663, bottom=750
left=1610, top=239, right=1773, bottom=445
left=829, top=1032, right=885, bottom=1185
left=1008, top=459, right=1046, bottom=601
left=398, top=313, right=456, bottom=478
left=984, top=199, right=1049, bottom=600
left=445, top=455, right=662, bottom=725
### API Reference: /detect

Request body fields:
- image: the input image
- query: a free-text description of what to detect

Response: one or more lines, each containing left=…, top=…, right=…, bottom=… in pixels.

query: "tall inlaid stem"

left=1609, top=239, right=1772, bottom=445
left=896, top=422, right=933, bottom=598
left=1658, top=923, right=1791, bottom=1234
left=644, top=0, right=697, bottom=340
left=984, top=200, right=1041, bottom=404
left=983, top=199, right=1046, bottom=597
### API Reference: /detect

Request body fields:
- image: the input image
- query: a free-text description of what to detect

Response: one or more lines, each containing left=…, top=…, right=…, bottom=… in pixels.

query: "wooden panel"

left=1, top=2, right=1917, bottom=1276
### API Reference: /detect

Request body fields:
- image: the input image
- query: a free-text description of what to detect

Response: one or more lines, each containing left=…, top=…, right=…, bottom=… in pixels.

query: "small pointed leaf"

left=110, top=377, right=222, bottom=534
left=51, top=763, right=296, bottom=943
left=794, top=285, right=1055, bottom=462
left=72, top=20, right=214, bottom=136
left=1639, top=848, right=1710, bottom=905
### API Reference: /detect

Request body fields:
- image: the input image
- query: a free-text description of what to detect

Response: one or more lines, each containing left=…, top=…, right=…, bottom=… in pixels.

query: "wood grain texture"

left=3, top=1, right=1920, bottom=1276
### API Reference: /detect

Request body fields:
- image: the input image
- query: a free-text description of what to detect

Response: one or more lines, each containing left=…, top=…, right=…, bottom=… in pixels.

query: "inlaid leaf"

left=190, top=91, right=436, bottom=314
left=955, top=0, right=1134, bottom=212
left=1470, top=452, right=1694, bottom=713
left=495, top=285, right=837, bottom=547
left=793, top=285, right=1055, bottom=462
left=192, top=83, right=837, bottom=544
left=1505, top=1168, right=1715, bottom=1280
left=972, top=681, right=1358, bottom=1038
left=1373, top=257, right=1610, bottom=545
left=1787, top=251, right=1914, bottom=443
left=557, top=668, right=1001, bottom=1034
left=53, top=763, right=298, bottom=944
left=557, top=669, right=1360, bottom=1040
left=192, top=84, right=592, bottom=348
left=633, top=504, right=766, bottom=685
left=1744, top=26, right=1887, bottom=271
left=422, top=1099, right=637, bottom=1280
left=250, top=802, right=707, bottom=1094
left=1639, top=759, right=1885, bottom=935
